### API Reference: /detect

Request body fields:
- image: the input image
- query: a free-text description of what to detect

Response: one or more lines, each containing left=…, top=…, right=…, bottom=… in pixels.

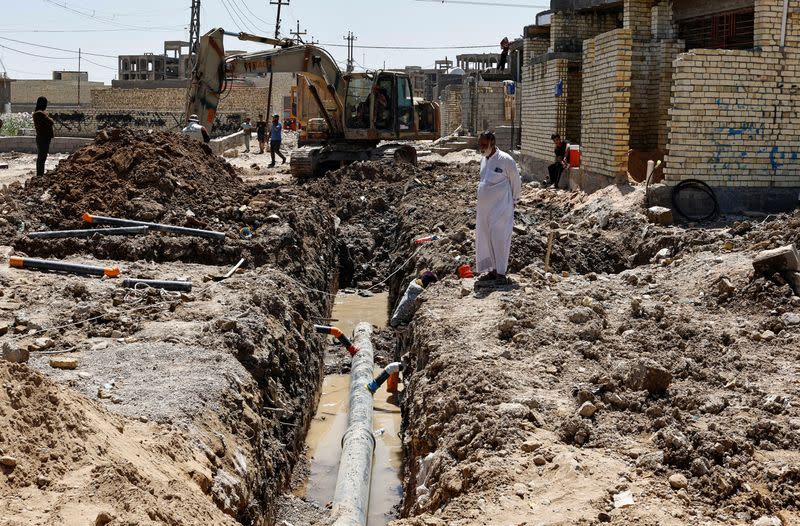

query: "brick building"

left=518, top=0, right=800, bottom=211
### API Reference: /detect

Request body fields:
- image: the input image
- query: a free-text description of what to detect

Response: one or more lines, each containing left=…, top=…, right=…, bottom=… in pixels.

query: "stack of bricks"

left=664, top=0, right=800, bottom=188
left=581, top=29, right=633, bottom=181
left=650, top=0, right=674, bottom=40
left=523, top=37, right=549, bottom=63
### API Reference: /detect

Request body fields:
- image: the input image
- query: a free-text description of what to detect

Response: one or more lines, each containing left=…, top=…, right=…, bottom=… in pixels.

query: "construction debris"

left=753, top=244, right=799, bottom=275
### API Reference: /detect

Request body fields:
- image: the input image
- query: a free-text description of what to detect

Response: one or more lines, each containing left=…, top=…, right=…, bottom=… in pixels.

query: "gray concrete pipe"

left=330, top=322, right=376, bottom=526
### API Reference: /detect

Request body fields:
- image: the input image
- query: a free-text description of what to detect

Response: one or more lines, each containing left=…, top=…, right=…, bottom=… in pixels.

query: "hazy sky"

left=0, top=0, right=549, bottom=84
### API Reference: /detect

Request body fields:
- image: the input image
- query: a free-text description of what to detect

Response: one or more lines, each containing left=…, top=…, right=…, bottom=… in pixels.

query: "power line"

left=37, top=1, right=188, bottom=19
left=81, top=56, right=117, bottom=71
left=219, top=0, right=245, bottom=33
left=227, top=0, right=262, bottom=34
left=319, top=42, right=498, bottom=50
left=237, top=0, right=274, bottom=27
left=415, top=0, right=547, bottom=7
left=0, top=28, right=160, bottom=34
left=0, top=43, right=75, bottom=60
left=0, top=36, right=117, bottom=58
left=42, top=0, right=184, bottom=31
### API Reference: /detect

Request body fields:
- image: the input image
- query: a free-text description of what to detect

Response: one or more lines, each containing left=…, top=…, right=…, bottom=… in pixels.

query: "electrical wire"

left=0, top=36, right=117, bottom=58
left=415, top=0, right=548, bottom=7
left=38, top=0, right=188, bottom=19
left=0, top=43, right=75, bottom=60
left=227, top=0, right=263, bottom=34
left=0, top=29, right=144, bottom=33
left=42, top=0, right=185, bottom=31
left=81, top=56, right=118, bottom=71
left=219, top=0, right=245, bottom=33
left=238, top=0, right=274, bottom=27
left=319, top=42, right=498, bottom=50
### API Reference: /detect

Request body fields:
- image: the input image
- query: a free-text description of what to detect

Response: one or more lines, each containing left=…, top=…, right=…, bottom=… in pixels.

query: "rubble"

left=646, top=206, right=673, bottom=226
left=753, top=245, right=800, bottom=276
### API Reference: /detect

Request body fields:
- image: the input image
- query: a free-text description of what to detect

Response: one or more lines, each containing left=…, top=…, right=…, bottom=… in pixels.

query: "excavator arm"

left=186, top=28, right=345, bottom=133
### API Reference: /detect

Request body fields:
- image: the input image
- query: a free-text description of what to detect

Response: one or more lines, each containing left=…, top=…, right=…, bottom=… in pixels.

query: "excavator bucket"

left=186, top=28, right=226, bottom=130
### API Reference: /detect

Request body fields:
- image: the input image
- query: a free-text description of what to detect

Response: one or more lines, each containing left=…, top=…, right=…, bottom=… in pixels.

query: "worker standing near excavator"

left=182, top=114, right=210, bottom=143
left=268, top=113, right=287, bottom=167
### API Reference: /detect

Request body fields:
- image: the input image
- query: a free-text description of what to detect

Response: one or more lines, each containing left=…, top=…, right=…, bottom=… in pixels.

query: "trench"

left=295, top=290, right=404, bottom=526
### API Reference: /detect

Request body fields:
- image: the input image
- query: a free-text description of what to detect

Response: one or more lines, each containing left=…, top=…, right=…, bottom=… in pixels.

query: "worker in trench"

left=32, top=96, right=54, bottom=177
left=181, top=114, right=210, bottom=143
left=475, top=130, right=521, bottom=285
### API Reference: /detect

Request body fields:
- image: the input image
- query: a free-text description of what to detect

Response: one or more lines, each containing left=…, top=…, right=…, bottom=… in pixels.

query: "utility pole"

left=290, top=20, right=307, bottom=44
left=343, top=31, right=356, bottom=73
left=188, top=0, right=201, bottom=71
left=77, top=48, right=81, bottom=106
left=266, top=0, right=289, bottom=121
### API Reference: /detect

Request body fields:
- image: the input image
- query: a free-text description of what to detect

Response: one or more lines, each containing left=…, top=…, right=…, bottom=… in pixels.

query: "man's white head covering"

left=189, top=114, right=199, bottom=123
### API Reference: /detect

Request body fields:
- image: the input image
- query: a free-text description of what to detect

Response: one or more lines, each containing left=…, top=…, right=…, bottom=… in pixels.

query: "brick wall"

left=46, top=109, right=251, bottom=138
left=551, top=11, right=620, bottom=52
left=581, top=29, right=633, bottom=180
left=664, top=0, right=800, bottom=188
left=440, top=85, right=462, bottom=135
left=630, top=39, right=684, bottom=151
left=10, top=79, right=105, bottom=106
left=521, top=58, right=582, bottom=163
left=624, top=0, right=653, bottom=40
left=91, top=73, right=295, bottom=115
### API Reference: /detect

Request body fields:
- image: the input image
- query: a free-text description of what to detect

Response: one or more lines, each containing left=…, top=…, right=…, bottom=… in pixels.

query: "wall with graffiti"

left=49, top=110, right=248, bottom=138
left=664, top=0, right=800, bottom=188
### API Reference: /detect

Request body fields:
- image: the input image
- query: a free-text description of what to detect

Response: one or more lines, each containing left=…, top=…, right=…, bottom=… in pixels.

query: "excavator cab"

left=343, top=72, right=439, bottom=140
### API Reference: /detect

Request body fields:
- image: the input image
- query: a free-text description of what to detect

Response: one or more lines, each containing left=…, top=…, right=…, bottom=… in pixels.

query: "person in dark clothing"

left=548, top=133, right=567, bottom=187
left=255, top=114, right=268, bottom=154
left=32, top=96, right=54, bottom=177
left=268, top=113, right=286, bottom=167
left=498, top=37, right=510, bottom=71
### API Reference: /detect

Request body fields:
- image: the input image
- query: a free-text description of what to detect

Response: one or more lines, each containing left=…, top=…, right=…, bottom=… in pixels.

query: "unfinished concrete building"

left=519, top=0, right=799, bottom=211
left=118, top=41, right=191, bottom=82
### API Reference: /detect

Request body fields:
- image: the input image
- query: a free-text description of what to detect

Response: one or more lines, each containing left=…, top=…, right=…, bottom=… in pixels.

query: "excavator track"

left=290, top=147, right=316, bottom=179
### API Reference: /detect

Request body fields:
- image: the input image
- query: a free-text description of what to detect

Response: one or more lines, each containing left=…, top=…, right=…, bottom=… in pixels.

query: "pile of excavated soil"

left=0, top=361, right=240, bottom=526
left=0, top=129, right=337, bottom=281
left=2, top=128, right=242, bottom=234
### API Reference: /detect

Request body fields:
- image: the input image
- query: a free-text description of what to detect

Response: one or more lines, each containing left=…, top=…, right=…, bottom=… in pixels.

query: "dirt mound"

left=0, top=129, right=337, bottom=279
left=0, top=361, right=239, bottom=525
left=3, top=128, right=242, bottom=234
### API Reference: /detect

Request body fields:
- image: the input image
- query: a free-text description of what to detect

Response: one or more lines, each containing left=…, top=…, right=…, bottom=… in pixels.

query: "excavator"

left=186, top=28, right=441, bottom=177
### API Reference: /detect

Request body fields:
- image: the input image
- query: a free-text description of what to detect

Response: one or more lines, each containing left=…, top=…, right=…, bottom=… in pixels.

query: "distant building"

left=117, top=41, right=192, bottom=83
left=8, top=71, right=105, bottom=110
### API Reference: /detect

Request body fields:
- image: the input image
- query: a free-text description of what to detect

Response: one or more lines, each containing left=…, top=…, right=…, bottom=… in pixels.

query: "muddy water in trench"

left=300, top=291, right=403, bottom=525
